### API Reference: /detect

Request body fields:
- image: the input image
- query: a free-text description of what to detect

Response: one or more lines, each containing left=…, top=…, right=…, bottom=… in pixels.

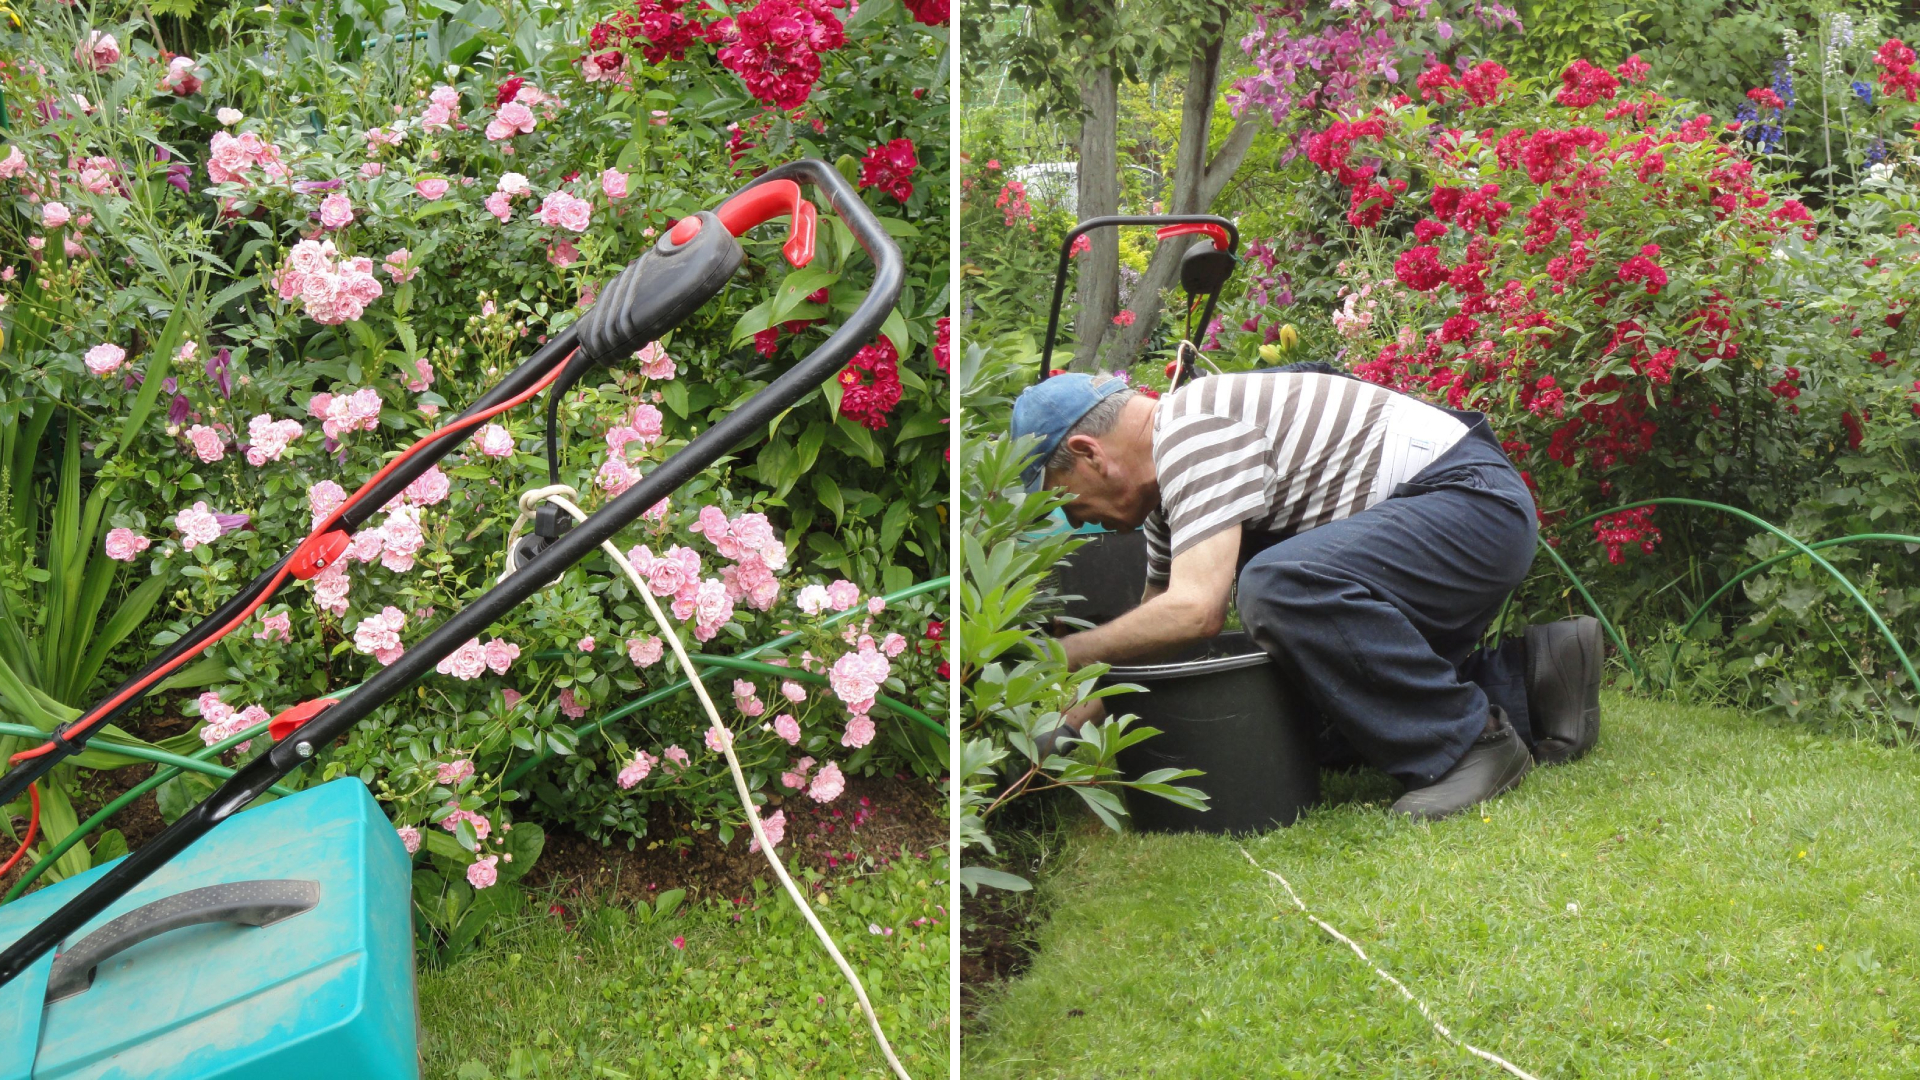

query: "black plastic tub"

left=1052, top=530, right=1150, bottom=626
left=1099, top=631, right=1320, bottom=835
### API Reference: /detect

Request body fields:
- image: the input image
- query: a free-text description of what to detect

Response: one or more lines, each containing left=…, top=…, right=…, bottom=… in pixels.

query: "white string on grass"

left=505, top=485, right=912, bottom=1080
left=1235, top=844, right=1541, bottom=1080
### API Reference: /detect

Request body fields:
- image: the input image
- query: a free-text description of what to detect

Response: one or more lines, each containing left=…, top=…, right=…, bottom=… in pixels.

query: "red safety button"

left=289, top=530, right=351, bottom=580
left=269, top=698, right=339, bottom=742
left=669, top=215, right=702, bottom=245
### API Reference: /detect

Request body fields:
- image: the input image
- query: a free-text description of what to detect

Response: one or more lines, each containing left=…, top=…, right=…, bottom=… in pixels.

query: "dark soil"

left=524, top=772, right=947, bottom=909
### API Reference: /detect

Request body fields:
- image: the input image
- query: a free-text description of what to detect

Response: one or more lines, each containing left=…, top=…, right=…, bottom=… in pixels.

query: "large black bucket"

left=1052, top=530, right=1150, bottom=626
left=1100, top=631, right=1320, bottom=835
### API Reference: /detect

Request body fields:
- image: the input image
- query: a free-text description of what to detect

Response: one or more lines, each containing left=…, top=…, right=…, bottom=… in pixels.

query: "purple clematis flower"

left=205, top=347, right=231, bottom=398
left=168, top=394, right=192, bottom=426
left=213, top=512, right=251, bottom=536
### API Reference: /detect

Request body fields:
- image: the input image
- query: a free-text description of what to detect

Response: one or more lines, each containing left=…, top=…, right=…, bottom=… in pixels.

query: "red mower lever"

left=288, top=530, right=351, bottom=580
left=1154, top=222, right=1232, bottom=251
left=668, top=179, right=817, bottom=267
left=269, top=697, right=339, bottom=742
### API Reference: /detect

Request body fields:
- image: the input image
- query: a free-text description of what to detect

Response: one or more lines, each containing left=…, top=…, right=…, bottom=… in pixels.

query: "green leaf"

left=812, top=473, right=845, bottom=526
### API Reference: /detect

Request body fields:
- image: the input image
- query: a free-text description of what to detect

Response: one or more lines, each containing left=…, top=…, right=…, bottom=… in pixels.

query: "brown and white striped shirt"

left=1143, top=371, right=1467, bottom=585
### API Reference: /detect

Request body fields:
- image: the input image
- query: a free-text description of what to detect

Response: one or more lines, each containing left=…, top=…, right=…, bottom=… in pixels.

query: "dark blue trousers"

left=1235, top=411, right=1537, bottom=787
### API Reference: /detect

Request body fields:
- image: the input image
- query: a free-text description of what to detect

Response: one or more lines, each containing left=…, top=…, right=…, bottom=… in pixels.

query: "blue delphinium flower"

left=1772, top=60, right=1795, bottom=111
left=1734, top=102, right=1758, bottom=128
left=1854, top=80, right=1875, bottom=106
left=1868, top=138, right=1888, bottom=165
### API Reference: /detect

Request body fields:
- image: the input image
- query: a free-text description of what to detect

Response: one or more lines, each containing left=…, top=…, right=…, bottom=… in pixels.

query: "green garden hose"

left=1532, top=499, right=1919, bottom=699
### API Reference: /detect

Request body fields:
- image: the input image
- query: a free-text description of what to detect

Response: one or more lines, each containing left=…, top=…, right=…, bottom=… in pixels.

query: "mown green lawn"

left=965, top=694, right=1920, bottom=1078
left=420, top=851, right=950, bottom=1079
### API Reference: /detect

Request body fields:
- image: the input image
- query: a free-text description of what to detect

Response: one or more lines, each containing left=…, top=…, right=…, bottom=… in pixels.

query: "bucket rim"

left=1103, top=635, right=1272, bottom=681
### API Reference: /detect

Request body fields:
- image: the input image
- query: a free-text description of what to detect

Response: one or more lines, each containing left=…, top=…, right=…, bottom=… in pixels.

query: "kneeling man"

left=1015, top=368, right=1603, bottom=820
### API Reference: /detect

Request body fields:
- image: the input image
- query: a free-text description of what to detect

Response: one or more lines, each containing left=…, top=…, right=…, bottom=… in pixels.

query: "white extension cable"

left=503, top=485, right=913, bottom=1080
left=1236, top=844, right=1542, bottom=1080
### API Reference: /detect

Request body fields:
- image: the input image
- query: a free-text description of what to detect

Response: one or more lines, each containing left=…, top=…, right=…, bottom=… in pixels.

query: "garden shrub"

left=0, top=0, right=951, bottom=932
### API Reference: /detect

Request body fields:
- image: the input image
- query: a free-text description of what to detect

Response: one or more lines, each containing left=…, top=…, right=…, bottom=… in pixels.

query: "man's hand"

left=1059, top=526, right=1240, bottom=670
left=1059, top=696, right=1107, bottom=733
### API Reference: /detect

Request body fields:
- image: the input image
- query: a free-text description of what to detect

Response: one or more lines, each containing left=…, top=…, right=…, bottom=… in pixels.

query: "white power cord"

left=1236, top=844, right=1542, bottom=1080
left=503, top=484, right=913, bottom=1080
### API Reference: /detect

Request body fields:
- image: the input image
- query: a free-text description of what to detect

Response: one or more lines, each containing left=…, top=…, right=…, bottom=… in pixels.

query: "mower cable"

left=502, top=485, right=913, bottom=1080
left=1236, top=844, right=1543, bottom=1080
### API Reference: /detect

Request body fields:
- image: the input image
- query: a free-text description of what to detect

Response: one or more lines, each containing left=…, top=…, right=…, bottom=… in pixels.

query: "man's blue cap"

left=1010, top=373, right=1131, bottom=493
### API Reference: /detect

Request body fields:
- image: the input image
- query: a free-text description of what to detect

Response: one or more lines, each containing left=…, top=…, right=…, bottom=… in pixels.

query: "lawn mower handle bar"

left=1037, top=214, right=1238, bottom=385
left=0, top=158, right=902, bottom=986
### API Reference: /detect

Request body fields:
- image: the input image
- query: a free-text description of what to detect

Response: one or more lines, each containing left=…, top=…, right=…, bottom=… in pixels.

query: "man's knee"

left=1237, top=556, right=1341, bottom=639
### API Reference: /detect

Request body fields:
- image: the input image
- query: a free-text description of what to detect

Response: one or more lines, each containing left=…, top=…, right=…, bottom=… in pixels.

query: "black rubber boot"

left=1390, top=706, right=1532, bottom=821
left=1525, top=616, right=1603, bottom=765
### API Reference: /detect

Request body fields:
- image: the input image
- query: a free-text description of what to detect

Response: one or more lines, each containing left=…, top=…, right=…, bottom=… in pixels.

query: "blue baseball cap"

left=1010, top=373, right=1132, bottom=493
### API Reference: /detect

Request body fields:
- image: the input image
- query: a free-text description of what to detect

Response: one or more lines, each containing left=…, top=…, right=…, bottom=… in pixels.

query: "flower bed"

left=0, top=0, right=949, bottom=939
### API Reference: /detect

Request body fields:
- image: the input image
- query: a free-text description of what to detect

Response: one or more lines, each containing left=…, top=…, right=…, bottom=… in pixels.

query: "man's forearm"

left=1060, top=590, right=1218, bottom=670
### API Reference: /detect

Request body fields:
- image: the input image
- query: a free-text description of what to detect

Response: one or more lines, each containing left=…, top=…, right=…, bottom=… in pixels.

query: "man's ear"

left=1060, top=432, right=1104, bottom=471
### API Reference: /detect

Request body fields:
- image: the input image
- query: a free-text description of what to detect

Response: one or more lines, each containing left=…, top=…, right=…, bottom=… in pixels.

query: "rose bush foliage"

left=0, top=0, right=949, bottom=915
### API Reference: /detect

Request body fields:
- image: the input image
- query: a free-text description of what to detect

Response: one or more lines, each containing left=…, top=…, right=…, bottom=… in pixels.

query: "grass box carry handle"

left=44, top=879, right=319, bottom=1004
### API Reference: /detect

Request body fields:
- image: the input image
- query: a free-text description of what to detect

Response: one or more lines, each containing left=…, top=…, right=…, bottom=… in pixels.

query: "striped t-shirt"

left=1143, top=371, right=1468, bottom=585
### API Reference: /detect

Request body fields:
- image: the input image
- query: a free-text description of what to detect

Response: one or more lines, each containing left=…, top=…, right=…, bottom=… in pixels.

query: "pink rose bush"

left=274, top=240, right=384, bottom=325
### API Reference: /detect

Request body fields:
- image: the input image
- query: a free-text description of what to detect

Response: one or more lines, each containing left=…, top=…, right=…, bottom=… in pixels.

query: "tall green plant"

left=955, top=334, right=1204, bottom=894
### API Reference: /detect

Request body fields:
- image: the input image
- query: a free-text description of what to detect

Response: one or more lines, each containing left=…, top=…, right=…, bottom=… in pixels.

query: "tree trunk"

left=1101, top=30, right=1263, bottom=367
left=1069, top=64, right=1120, bottom=371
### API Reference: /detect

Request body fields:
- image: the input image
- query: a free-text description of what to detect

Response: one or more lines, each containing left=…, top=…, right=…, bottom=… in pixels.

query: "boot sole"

left=1527, top=617, right=1603, bottom=765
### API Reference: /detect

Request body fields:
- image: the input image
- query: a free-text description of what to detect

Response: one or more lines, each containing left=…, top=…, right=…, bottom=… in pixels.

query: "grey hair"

left=1045, top=383, right=1137, bottom=475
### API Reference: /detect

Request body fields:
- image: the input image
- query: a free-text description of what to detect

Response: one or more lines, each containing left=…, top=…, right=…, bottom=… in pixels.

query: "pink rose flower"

left=474, top=423, right=515, bottom=457
left=483, top=638, right=520, bottom=674
left=103, top=527, right=151, bottom=562
left=663, top=745, right=690, bottom=770
left=781, top=680, right=806, bottom=703
left=384, top=249, right=419, bottom=283
left=254, top=611, right=291, bottom=642
left=617, top=750, right=658, bottom=789
left=636, top=342, right=676, bottom=380
left=414, top=178, right=449, bottom=200
left=601, top=168, right=629, bottom=200
left=749, top=809, right=785, bottom=853
left=559, top=687, right=587, bottom=719
left=781, top=756, right=815, bottom=790
left=537, top=191, right=592, bottom=233
left=773, top=713, right=802, bottom=744
left=318, top=193, right=354, bottom=229
left=842, top=715, right=876, bottom=748
left=486, top=101, right=537, bottom=141
left=83, top=342, right=124, bottom=375
left=42, top=202, right=71, bottom=228
left=437, top=759, right=475, bottom=785
left=825, top=579, right=861, bottom=612
left=359, top=162, right=384, bottom=179
left=882, top=633, right=907, bottom=658
left=484, top=190, right=513, bottom=222
left=185, top=424, right=225, bottom=463
left=396, top=826, right=421, bottom=854
left=626, top=635, right=664, bottom=668
left=245, top=415, right=304, bottom=466
left=75, top=31, right=120, bottom=71
left=308, top=480, right=347, bottom=527
left=403, top=464, right=450, bottom=506
left=795, top=584, right=831, bottom=614
left=868, top=596, right=886, bottom=616
left=577, top=635, right=596, bottom=652
left=352, top=605, right=408, bottom=665
left=807, top=761, right=846, bottom=803
left=175, top=501, right=222, bottom=551
left=467, top=854, right=499, bottom=889
left=704, top=724, right=734, bottom=754
left=436, top=638, right=489, bottom=680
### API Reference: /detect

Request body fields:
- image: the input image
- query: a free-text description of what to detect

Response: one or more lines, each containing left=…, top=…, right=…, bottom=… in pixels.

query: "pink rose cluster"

left=435, top=637, right=521, bottom=680
left=748, top=808, right=786, bottom=853
left=308, top=480, right=348, bottom=527
left=103, top=527, right=151, bottom=562
left=537, top=190, right=592, bottom=233
left=352, top=605, right=408, bottom=665
left=196, top=691, right=269, bottom=749
left=625, top=544, right=735, bottom=642
left=484, top=83, right=549, bottom=141
left=174, top=501, right=224, bottom=551
left=635, top=341, right=676, bottom=380
left=421, top=85, right=460, bottom=131
left=782, top=756, right=845, bottom=803
left=341, top=503, right=428, bottom=573
left=828, top=643, right=890, bottom=716
left=274, top=239, right=384, bottom=325
left=245, top=414, right=305, bottom=465
left=308, top=385, right=383, bottom=440
left=617, top=749, right=659, bottom=788
left=625, top=634, right=664, bottom=668
left=795, top=578, right=861, bottom=615
left=206, top=130, right=287, bottom=186
left=485, top=172, right=532, bottom=222
left=694, top=507, right=786, bottom=612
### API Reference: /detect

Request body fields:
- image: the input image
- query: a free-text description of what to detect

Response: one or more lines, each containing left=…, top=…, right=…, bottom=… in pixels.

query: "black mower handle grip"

left=1038, top=214, right=1239, bottom=385
left=44, top=879, right=319, bottom=1003
left=0, top=158, right=903, bottom=992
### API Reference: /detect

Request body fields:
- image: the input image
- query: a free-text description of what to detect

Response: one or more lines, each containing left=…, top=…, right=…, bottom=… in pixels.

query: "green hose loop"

left=1531, top=537, right=1647, bottom=682
left=1667, top=532, right=1920, bottom=686
left=1555, top=499, right=1920, bottom=700
left=0, top=717, right=284, bottom=904
left=503, top=576, right=949, bottom=785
